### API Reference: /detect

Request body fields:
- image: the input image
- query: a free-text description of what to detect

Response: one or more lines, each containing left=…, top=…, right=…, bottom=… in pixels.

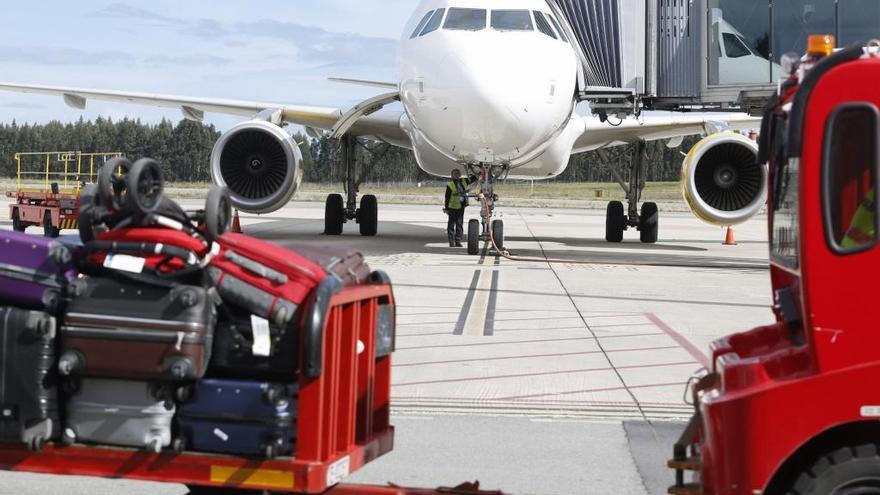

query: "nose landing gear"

left=465, top=164, right=507, bottom=256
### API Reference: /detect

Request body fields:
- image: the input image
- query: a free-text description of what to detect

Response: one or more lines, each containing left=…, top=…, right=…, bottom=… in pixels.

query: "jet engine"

left=680, top=132, right=766, bottom=226
left=210, top=120, right=302, bottom=214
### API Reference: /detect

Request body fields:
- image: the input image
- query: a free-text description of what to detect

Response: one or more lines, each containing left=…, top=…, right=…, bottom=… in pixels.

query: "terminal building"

left=553, top=0, right=880, bottom=113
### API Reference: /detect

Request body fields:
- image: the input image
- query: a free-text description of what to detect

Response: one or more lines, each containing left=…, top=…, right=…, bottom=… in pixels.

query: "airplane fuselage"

left=397, top=0, right=583, bottom=179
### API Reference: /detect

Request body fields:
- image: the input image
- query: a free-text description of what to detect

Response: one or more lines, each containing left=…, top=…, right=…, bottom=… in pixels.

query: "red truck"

left=668, top=36, right=880, bottom=495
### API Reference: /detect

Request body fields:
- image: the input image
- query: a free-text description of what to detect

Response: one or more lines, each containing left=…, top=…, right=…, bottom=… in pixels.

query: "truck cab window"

left=444, top=8, right=486, bottom=31
left=824, top=105, right=879, bottom=252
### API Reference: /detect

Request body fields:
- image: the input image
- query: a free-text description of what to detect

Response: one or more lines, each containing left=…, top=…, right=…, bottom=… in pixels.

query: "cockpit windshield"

left=491, top=10, right=533, bottom=31
left=444, top=8, right=487, bottom=31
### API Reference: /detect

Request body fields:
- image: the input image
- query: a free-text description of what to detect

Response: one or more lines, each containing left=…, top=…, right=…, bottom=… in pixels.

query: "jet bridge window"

left=444, top=8, right=486, bottom=31
left=824, top=104, right=879, bottom=253
left=411, top=10, right=435, bottom=38
left=491, top=10, right=534, bottom=31
left=533, top=11, right=558, bottom=39
left=419, top=8, right=445, bottom=36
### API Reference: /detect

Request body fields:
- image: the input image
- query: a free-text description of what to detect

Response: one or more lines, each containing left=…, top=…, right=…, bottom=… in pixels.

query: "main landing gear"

left=324, top=134, right=388, bottom=237
left=602, top=140, right=659, bottom=244
left=465, top=164, right=507, bottom=256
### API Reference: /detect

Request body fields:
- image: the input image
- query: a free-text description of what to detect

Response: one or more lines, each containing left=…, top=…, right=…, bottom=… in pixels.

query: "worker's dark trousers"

left=447, top=208, right=465, bottom=246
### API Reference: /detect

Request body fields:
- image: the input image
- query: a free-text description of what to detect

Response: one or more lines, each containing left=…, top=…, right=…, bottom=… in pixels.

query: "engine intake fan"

left=210, top=120, right=301, bottom=214
left=681, top=132, right=766, bottom=226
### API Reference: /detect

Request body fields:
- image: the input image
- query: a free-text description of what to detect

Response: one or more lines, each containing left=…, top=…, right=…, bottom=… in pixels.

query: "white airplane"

left=0, top=0, right=765, bottom=252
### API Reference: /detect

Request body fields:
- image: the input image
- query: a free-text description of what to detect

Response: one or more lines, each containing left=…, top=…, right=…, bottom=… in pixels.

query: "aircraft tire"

left=605, top=201, right=625, bottom=243
left=491, top=219, right=504, bottom=250
left=358, top=194, right=378, bottom=237
left=467, top=219, right=480, bottom=255
left=639, top=202, right=659, bottom=244
left=324, top=194, right=344, bottom=235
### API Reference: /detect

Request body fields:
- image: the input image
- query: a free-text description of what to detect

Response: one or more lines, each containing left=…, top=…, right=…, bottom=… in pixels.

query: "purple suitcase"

left=0, top=231, right=79, bottom=312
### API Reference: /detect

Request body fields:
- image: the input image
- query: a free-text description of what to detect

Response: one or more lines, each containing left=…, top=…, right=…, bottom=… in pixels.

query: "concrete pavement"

left=0, top=199, right=775, bottom=494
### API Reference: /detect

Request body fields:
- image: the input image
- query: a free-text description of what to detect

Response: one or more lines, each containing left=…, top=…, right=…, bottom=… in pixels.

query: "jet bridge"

left=549, top=0, right=880, bottom=116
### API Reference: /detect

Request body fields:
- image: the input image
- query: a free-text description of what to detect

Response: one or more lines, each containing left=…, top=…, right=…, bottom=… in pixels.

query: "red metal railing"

left=0, top=282, right=395, bottom=494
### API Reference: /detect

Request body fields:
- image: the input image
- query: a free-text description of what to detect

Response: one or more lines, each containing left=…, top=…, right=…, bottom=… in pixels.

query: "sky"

left=0, top=0, right=421, bottom=130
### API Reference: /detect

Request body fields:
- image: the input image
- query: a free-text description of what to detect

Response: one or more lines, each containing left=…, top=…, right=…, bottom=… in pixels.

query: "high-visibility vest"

left=842, top=189, right=876, bottom=248
left=446, top=179, right=470, bottom=210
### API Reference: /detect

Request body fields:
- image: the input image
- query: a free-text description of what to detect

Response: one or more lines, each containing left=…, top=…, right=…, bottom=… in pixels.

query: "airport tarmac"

left=0, top=199, right=775, bottom=495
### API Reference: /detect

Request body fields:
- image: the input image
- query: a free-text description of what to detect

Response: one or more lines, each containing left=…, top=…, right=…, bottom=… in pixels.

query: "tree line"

left=0, top=118, right=698, bottom=184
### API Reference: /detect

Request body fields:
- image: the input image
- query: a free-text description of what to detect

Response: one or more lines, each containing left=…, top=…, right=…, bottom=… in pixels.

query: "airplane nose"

left=416, top=38, right=565, bottom=163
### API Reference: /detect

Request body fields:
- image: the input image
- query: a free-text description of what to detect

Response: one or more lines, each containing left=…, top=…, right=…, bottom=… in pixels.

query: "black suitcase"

left=210, top=308, right=299, bottom=381
left=59, top=277, right=217, bottom=380
left=0, top=306, right=59, bottom=450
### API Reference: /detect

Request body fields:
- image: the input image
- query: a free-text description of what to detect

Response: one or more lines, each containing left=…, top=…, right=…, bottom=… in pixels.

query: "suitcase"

left=176, top=379, right=296, bottom=458
left=89, top=228, right=329, bottom=327
left=0, top=231, right=79, bottom=312
left=0, top=307, right=59, bottom=450
left=59, top=277, right=216, bottom=380
left=63, top=378, right=175, bottom=453
left=210, top=309, right=298, bottom=380
left=285, top=243, right=370, bottom=287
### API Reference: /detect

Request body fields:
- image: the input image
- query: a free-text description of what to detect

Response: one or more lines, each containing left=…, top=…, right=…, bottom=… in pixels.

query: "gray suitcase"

left=63, top=378, right=175, bottom=453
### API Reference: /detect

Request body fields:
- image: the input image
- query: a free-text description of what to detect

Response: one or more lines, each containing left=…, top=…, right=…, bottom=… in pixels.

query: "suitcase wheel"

left=58, top=351, right=84, bottom=376
left=27, top=435, right=46, bottom=452
left=262, top=385, right=286, bottom=406
left=167, top=358, right=193, bottom=380
left=262, top=442, right=277, bottom=459
left=61, top=428, right=76, bottom=446
left=33, top=314, right=55, bottom=337
left=146, top=437, right=163, bottom=454
left=177, top=289, right=201, bottom=308
left=175, top=384, right=195, bottom=403
left=172, top=436, right=187, bottom=454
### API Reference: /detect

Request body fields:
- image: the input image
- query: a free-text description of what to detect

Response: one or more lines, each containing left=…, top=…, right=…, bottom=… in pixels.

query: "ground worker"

left=842, top=189, right=876, bottom=248
left=443, top=168, right=476, bottom=247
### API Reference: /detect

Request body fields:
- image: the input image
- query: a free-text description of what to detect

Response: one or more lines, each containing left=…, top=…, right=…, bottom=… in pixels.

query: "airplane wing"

left=572, top=112, right=761, bottom=153
left=0, top=82, right=409, bottom=144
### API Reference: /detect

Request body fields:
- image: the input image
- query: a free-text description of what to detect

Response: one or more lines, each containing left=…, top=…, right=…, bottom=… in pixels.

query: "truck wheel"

left=43, top=212, right=59, bottom=238
left=787, top=444, right=880, bottom=495
left=12, top=209, right=25, bottom=232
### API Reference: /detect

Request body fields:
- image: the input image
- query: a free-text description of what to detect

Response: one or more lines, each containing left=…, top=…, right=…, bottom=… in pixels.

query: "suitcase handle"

left=302, top=275, right=342, bottom=378
left=84, top=241, right=199, bottom=266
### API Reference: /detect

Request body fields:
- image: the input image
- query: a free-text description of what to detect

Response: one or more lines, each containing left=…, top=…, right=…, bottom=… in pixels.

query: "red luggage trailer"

left=7, top=151, right=123, bottom=237
left=0, top=281, right=396, bottom=494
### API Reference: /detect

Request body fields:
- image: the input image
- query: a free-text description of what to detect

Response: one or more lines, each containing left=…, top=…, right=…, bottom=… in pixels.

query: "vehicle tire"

left=786, top=444, right=880, bottom=495
left=467, top=219, right=480, bottom=255
left=324, top=194, right=344, bottom=235
left=11, top=209, right=25, bottom=232
left=639, top=202, right=659, bottom=244
left=127, top=158, right=165, bottom=215
left=491, top=219, right=504, bottom=250
left=358, top=194, right=378, bottom=237
left=605, top=201, right=625, bottom=243
left=204, top=186, right=232, bottom=242
left=98, top=157, right=132, bottom=212
left=43, top=211, right=59, bottom=238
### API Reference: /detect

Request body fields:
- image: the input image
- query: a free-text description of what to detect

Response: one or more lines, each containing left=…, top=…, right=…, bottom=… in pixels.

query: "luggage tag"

left=103, top=254, right=146, bottom=274
left=250, top=315, right=272, bottom=357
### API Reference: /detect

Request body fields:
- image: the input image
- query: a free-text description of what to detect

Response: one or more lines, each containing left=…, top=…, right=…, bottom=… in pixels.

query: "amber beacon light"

left=807, top=34, right=836, bottom=57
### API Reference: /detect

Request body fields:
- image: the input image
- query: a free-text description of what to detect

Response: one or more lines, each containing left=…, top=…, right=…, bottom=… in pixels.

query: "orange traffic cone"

left=231, top=209, right=242, bottom=234
left=723, top=226, right=737, bottom=246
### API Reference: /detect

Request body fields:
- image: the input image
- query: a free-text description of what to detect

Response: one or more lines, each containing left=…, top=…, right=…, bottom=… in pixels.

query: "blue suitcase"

left=175, top=379, right=296, bottom=458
